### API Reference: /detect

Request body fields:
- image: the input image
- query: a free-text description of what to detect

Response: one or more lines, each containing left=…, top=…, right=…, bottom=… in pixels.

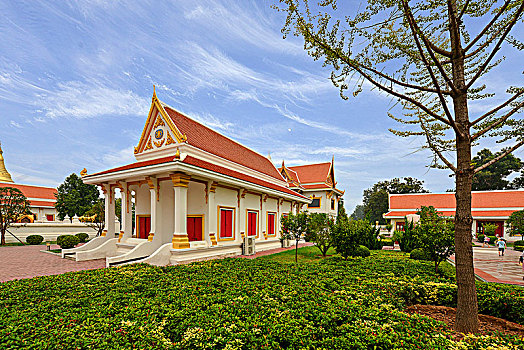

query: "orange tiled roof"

left=286, top=162, right=331, bottom=184
left=385, top=190, right=524, bottom=219
left=164, top=106, right=284, bottom=181
left=0, top=182, right=56, bottom=200
left=86, top=156, right=175, bottom=177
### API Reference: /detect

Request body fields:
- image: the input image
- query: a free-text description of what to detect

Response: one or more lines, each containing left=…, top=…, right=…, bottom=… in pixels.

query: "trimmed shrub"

left=381, top=239, right=394, bottom=246
left=352, top=245, right=370, bottom=257
left=513, top=240, right=524, bottom=251
left=75, top=232, right=89, bottom=243
left=487, top=236, right=497, bottom=245
left=476, top=234, right=485, bottom=243
left=26, top=235, right=44, bottom=245
left=56, top=235, right=79, bottom=249
left=409, top=248, right=431, bottom=261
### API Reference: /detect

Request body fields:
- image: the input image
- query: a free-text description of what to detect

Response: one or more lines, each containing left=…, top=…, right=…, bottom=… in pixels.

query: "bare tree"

left=275, top=0, right=523, bottom=333
left=0, top=187, right=30, bottom=245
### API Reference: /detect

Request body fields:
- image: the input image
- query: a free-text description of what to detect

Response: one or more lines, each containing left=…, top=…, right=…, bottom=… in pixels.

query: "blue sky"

left=0, top=0, right=522, bottom=212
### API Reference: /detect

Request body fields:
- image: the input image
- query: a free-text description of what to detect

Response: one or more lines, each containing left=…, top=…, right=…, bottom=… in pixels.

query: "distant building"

left=279, top=159, right=344, bottom=217
left=383, top=190, right=524, bottom=240
left=0, top=143, right=95, bottom=243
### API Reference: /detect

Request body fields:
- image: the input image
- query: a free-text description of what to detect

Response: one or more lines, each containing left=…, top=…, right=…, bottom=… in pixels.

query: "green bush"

left=487, top=235, right=497, bottom=245
left=513, top=240, right=524, bottom=251
left=381, top=238, right=394, bottom=246
left=25, top=235, right=44, bottom=245
left=56, top=235, right=79, bottom=249
left=476, top=234, right=484, bottom=243
left=352, top=245, right=370, bottom=257
left=409, top=248, right=431, bottom=261
left=75, top=232, right=89, bottom=243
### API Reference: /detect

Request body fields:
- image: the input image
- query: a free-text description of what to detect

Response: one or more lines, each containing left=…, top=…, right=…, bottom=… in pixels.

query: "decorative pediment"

left=134, top=88, right=187, bottom=156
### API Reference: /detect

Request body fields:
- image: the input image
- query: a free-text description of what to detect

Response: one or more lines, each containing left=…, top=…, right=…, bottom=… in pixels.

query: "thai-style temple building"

left=383, top=190, right=524, bottom=240
left=0, top=143, right=96, bottom=243
left=65, top=90, right=310, bottom=266
left=279, top=160, right=344, bottom=216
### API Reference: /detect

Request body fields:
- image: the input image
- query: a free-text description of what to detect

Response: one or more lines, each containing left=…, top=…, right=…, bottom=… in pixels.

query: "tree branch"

left=419, top=116, right=457, bottom=172
left=402, top=1, right=461, bottom=135
left=458, top=0, right=471, bottom=21
left=471, top=100, right=524, bottom=140
left=474, top=140, right=524, bottom=173
left=466, top=1, right=524, bottom=89
left=470, top=90, right=524, bottom=126
left=464, top=0, right=512, bottom=52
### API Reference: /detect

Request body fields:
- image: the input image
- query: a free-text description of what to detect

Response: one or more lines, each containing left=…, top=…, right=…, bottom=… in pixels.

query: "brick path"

left=0, top=244, right=105, bottom=283
left=450, top=246, right=524, bottom=286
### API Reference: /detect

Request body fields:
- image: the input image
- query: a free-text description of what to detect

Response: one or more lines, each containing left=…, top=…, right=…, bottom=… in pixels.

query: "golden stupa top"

left=0, top=142, right=14, bottom=183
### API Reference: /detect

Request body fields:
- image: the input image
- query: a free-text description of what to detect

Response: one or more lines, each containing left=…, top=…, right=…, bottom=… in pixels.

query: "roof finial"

left=153, top=85, right=157, bottom=100
left=332, top=154, right=334, bottom=164
left=174, top=147, right=180, bottom=160
left=0, top=141, right=14, bottom=183
left=281, top=159, right=285, bottom=168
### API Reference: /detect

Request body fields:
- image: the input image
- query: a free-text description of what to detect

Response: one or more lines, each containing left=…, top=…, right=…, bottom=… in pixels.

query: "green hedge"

left=25, top=235, right=43, bottom=245
left=0, top=251, right=522, bottom=349
left=56, top=235, right=79, bottom=249
left=75, top=232, right=89, bottom=243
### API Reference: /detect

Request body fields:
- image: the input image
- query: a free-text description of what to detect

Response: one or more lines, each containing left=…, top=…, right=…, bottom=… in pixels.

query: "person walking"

left=483, top=235, right=490, bottom=248
left=496, top=238, right=506, bottom=256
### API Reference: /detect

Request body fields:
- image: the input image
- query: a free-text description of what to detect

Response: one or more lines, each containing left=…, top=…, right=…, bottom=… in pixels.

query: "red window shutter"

left=248, top=212, right=257, bottom=237
left=268, top=214, right=275, bottom=235
left=220, top=210, right=226, bottom=238
left=195, top=217, right=203, bottom=241
left=226, top=210, right=233, bottom=237
left=187, top=217, right=194, bottom=241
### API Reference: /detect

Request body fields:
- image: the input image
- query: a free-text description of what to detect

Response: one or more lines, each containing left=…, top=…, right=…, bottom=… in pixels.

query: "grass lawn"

left=259, top=245, right=338, bottom=264
left=0, top=249, right=523, bottom=349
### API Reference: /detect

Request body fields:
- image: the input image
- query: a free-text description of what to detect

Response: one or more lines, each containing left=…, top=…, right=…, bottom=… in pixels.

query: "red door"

left=187, top=216, right=203, bottom=242
left=138, top=216, right=151, bottom=239
left=247, top=211, right=257, bottom=237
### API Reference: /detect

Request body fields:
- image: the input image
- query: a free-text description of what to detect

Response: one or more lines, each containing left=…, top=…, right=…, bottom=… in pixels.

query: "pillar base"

left=172, top=234, right=190, bottom=249
left=209, top=232, right=218, bottom=246
left=118, top=231, right=124, bottom=242
left=148, top=233, right=154, bottom=242
left=101, top=230, right=107, bottom=237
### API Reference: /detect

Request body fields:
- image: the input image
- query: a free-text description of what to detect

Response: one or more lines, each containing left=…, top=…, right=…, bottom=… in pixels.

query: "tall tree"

left=362, top=177, right=428, bottom=224
left=275, top=0, right=524, bottom=332
left=55, top=173, right=99, bottom=222
left=471, top=148, right=521, bottom=190
left=0, top=187, right=30, bottom=245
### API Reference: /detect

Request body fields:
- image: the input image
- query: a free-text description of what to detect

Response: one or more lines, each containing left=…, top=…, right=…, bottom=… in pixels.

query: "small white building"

left=64, top=90, right=309, bottom=266
left=0, top=144, right=96, bottom=243
left=279, top=160, right=344, bottom=216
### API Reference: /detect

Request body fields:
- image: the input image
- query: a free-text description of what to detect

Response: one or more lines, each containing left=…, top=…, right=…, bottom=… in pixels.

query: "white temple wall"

left=135, top=184, right=151, bottom=216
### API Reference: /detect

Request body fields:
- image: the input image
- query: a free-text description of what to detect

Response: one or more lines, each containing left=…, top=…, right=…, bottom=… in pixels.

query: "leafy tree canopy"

left=359, top=177, right=428, bottom=224
left=472, top=149, right=522, bottom=191
left=55, top=173, right=99, bottom=221
left=506, top=210, right=524, bottom=239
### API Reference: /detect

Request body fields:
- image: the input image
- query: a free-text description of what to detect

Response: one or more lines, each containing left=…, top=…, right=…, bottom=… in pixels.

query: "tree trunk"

left=1, top=230, right=5, bottom=245
left=295, top=239, right=299, bottom=263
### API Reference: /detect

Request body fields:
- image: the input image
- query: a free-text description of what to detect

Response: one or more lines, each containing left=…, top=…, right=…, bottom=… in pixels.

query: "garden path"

left=0, top=244, right=105, bottom=283
left=450, top=246, right=524, bottom=286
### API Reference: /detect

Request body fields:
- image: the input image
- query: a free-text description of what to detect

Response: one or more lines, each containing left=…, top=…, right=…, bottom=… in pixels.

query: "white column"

left=261, top=194, right=267, bottom=240
left=147, top=177, right=160, bottom=242
left=103, top=184, right=115, bottom=238
left=238, top=189, right=247, bottom=241
left=207, top=181, right=218, bottom=246
left=171, top=173, right=190, bottom=249
left=235, top=189, right=242, bottom=244
left=120, top=182, right=133, bottom=241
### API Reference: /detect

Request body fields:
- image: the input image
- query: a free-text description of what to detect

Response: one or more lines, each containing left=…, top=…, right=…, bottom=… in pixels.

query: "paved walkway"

left=0, top=244, right=105, bottom=283
left=450, top=246, right=524, bottom=286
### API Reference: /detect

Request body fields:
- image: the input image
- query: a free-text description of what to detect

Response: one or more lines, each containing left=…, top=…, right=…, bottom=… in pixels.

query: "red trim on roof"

left=302, top=183, right=331, bottom=190
left=182, top=156, right=307, bottom=199
left=29, top=200, right=56, bottom=207
left=85, top=156, right=175, bottom=177
left=164, top=106, right=284, bottom=181
left=384, top=209, right=516, bottom=218
left=0, top=183, right=56, bottom=200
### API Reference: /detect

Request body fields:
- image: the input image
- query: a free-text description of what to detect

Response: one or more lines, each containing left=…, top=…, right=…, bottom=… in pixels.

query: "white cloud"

left=10, top=120, right=22, bottom=128
left=37, top=81, right=149, bottom=119
left=102, top=146, right=135, bottom=167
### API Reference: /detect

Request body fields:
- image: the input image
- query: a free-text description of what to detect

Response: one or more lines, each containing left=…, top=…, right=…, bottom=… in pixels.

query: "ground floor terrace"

left=63, top=157, right=308, bottom=267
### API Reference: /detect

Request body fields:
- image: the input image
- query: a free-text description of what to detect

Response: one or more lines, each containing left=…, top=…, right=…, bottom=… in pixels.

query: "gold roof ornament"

left=0, top=142, right=14, bottom=183
left=80, top=168, right=88, bottom=177
left=174, top=147, right=181, bottom=160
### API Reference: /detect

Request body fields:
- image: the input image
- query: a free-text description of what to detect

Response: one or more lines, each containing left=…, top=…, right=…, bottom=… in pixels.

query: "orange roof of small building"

left=164, top=106, right=284, bottom=181
left=0, top=182, right=57, bottom=207
left=384, top=190, right=524, bottom=219
left=285, top=162, right=331, bottom=184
